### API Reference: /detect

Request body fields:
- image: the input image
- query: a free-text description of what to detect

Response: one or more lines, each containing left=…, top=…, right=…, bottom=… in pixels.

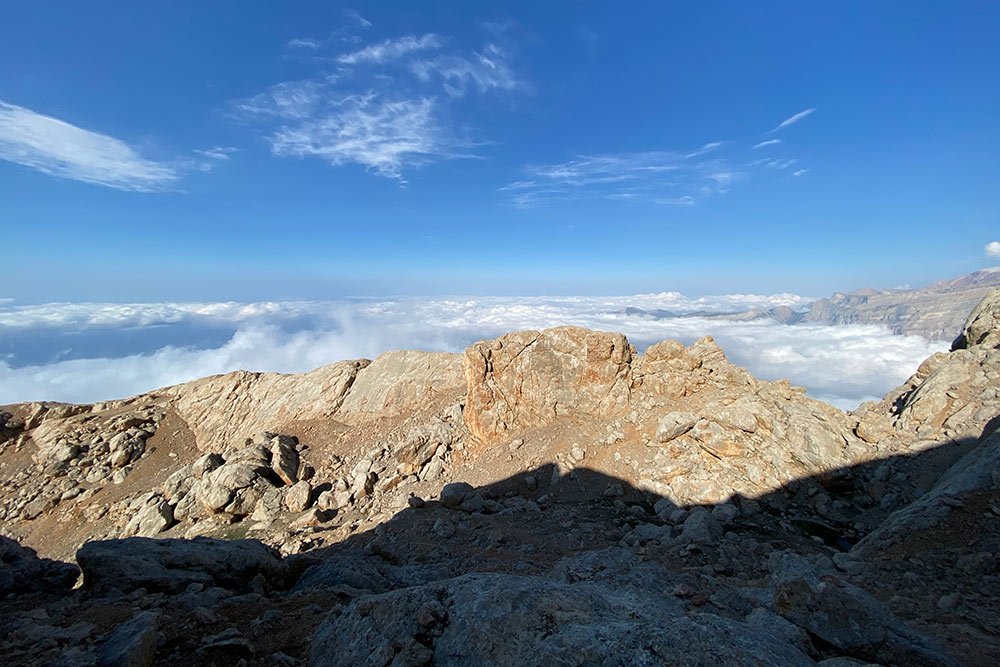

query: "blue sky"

left=1, top=1, right=998, bottom=301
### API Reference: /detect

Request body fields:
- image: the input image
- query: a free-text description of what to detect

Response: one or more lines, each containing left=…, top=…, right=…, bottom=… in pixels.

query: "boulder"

left=76, top=537, right=288, bottom=594
left=284, top=480, right=312, bottom=513
left=440, top=482, right=474, bottom=508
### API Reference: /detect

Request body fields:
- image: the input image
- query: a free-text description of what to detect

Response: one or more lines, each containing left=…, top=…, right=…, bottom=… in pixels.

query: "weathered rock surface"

left=77, top=537, right=288, bottom=594
left=166, top=360, right=367, bottom=452
left=463, top=326, right=636, bottom=442
left=310, top=571, right=815, bottom=667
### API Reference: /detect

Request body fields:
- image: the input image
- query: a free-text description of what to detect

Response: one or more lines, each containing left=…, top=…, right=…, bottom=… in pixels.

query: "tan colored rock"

left=463, top=327, right=636, bottom=442
left=270, top=437, right=299, bottom=486
left=284, top=481, right=312, bottom=513
left=953, top=287, right=1000, bottom=349
left=336, top=351, right=464, bottom=424
left=167, top=359, right=367, bottom=452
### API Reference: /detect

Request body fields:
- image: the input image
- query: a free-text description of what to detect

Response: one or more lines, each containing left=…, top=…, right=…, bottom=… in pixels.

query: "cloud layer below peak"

left=0, top=295, right=946, bottom=410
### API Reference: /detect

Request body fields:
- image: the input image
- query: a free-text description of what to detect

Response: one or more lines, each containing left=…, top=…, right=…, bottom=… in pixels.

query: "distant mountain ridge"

left=802, top=267, right=1000, bottom=340
left=620, top=267, right=1000, bottom=341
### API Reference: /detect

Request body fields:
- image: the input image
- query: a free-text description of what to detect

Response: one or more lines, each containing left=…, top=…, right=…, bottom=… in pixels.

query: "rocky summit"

left=1, top=289, right=999, bottom=666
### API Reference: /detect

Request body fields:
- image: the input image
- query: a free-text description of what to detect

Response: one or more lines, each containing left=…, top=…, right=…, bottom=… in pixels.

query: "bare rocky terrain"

left=1, top=289, right=999, bottom=665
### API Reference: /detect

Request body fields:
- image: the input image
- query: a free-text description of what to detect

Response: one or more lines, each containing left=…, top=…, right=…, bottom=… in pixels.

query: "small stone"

left=407, top=495, right=425, bottom=508
left=937, top=593, right=961, bottom=611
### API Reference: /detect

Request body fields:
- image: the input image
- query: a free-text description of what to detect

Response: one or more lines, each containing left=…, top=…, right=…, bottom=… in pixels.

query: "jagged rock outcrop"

left=463, top=326, right=636, bottom=442
left=953, top=287, right=1000, bottom=350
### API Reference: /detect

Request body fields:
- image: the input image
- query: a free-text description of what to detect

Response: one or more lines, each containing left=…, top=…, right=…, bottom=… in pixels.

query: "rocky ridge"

left=1, top=289, right=998, bottom=665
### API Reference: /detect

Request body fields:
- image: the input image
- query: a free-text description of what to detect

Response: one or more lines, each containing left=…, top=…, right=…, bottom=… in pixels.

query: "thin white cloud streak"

left=502, top=147, right=739, bottom=207
left=986, top=241, right=1000, bottom=258
left=193, top=146, right=238, bottom=161
left=765, top=107, right=816, bottom=134
left=337, top=34, right=442, bottom=65
left=410, top=44, right=520, bottom=97
left=752, top=139, right=782, bottom=149
left=792, top=168, right=809, bottom=177
left=345, top=9, right=372, bottom=29
left=0, top=296, right=947, bottom=410
left=0, top=101, right=181, bottom=191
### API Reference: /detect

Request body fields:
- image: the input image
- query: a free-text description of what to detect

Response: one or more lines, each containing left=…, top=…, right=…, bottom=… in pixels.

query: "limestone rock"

left=952, top=287, right=1000, bottom=350
left=337, top=350, right=464, bottom=424
left=167, top=359, right=367, bottom=452
left=284, top=480, right=312, bottom=513
left=655, top=411, right=700, bottom=442
left=311, top=572, right=814, bottom=666
left=0, top=534, right=78, bottom=596
left=464, top=327, right=636, bottom=442
left=440, top=482, right=474, bottom=508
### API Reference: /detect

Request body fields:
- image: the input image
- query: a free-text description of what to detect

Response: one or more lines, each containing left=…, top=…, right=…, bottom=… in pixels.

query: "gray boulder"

left=77, top=537, right=288, bottom=595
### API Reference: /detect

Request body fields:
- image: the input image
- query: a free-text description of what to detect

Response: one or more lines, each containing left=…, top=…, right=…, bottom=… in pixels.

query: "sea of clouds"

left=0, top=293, right=948, bottom=410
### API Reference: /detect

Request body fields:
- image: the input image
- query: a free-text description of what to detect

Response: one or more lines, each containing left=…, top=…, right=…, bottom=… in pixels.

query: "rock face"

left=2, top=289, right=1000, bottom=665
left=463, top=326, right=636, bottom=442
left=953, top=287, right=1000, bottom=350
left=337, top=350, right=464, bottom=424
left=311, top=569, right=815, bottom=667
left=166, top=360, right=367, bottom=452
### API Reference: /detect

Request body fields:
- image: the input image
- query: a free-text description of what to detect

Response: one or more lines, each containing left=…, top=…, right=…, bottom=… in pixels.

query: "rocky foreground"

left=1, top=290, right=999, bottom=665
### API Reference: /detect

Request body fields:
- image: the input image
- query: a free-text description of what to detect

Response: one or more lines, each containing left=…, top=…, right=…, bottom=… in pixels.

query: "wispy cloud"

left=410, top=43, right=520, bottom=97
left=765, top=107, right=816, bottom=134
left=236, top=24, right=523, bottom=180
left=194, top=146, right=238, bottom=161
left=268, top=93, right=468, bottom=180
left=0, top=101, right=182, bottom=192
left=337, top=34, right=442, bottom=65
left=792, top=168, right=810, bottom=177
left=287, top=37, right=323, bottom=50
left=345, top=8, right=372, bottom=29
left=501, top=148, right=739, bottom=207
left=752, top=138, right=782, bottom=149
left=986, top=241, right=1000, bottom=258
